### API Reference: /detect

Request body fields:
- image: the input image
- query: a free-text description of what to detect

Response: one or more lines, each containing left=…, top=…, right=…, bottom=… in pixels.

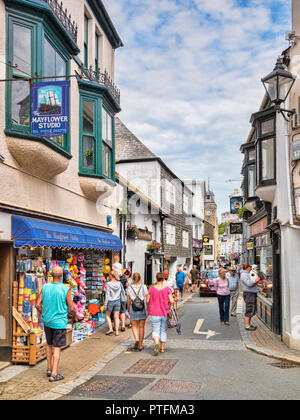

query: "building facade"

left=115, top=118, right=193, bottom=282
left=0, top=0, right=123, bottom=360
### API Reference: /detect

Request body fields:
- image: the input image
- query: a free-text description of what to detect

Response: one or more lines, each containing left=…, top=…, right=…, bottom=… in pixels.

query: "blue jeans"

left=150, top=316, right=168, bottom=342
left=217, top=295, right=230, bottom=323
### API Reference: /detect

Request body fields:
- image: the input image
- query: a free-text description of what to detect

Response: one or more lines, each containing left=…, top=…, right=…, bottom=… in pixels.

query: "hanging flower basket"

left=127, top=225, right=138, bottom=239
left=147, top=241, right=162, bottom=252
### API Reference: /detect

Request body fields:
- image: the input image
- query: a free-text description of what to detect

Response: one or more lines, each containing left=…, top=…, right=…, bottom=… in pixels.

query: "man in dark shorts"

left=37, top=266, right=77, bottom=382
left=240, top=264, right=260, bottom=331
left=190, top=265, right=199, bottom=293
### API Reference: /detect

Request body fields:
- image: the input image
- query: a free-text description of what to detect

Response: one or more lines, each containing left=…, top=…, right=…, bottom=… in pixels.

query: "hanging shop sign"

left=193, top=239, right=203, bottom=249
left=230, top=223, right=243, bottom=234
left=292, top=140, right=300, bottom=161
left=230, top=197, right=243, bottom=214
left=31, top=81, right=70, bottom=138
left=203, top=235, right=210, bottom=243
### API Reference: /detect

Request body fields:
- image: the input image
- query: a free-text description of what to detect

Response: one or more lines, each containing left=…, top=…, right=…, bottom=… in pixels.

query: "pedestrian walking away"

left=215, top=268, right=231, bottom=326
left=147, top=272, right=174, bottom=356
left=119, top=269, right=132, bottom=331
left=240, top=263, right=260, bottom=331
left=105, top=270, right=126, bottom=336
left=127, top=273, right=148, bottom=351
left=36, top=266, right=77, bottom=383
left=176, top=266, right=187, bottom=301
left=190, top=265, right=199, bottom=293
left=227, top=267, right=240, bottom=317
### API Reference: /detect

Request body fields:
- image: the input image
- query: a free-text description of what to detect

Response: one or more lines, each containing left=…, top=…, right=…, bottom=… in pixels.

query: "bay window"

left=6, top=11, right=71, bottom=155
left=79, top=91, right=115, bottom=181
left=256, top=114, right=276, bottom=186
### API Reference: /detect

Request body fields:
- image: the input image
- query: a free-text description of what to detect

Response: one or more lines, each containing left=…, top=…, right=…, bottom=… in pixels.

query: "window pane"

left=261, top=119, right=275, bottom=136
left=102, top=143, right=111, bottom=178
left=13, top=25, right=31, bottom=75
left=261, top=138, right=274, bottom=181
left=107, top=113, right=112, bottom=146
left=56, top=53, right=66, bottom=78
left=248, top=148, right=255, bottom=161
left=83, top=101, right=94, bottom=134
left=102, top=108, right=107, bottom=140
left=11, top=80, right=30, bottom=126
left=82, top=135, right=95, bottom=169
left=44, top=39, right=56, bottom=79
left=248, top=164, right=256, bottom=197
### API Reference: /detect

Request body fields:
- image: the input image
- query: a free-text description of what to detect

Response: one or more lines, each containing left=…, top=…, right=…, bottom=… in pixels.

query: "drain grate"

left=269, top=361, right=300, bottom=369
left=125, top=359, right=178, bottom=375
left=151, top=379, right=203, bottom=394
left=66, top=375, right=154, bottom=399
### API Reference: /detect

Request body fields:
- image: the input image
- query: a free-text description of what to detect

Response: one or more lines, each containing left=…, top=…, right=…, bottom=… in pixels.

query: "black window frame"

left=255, top=113, right=276, bottom=188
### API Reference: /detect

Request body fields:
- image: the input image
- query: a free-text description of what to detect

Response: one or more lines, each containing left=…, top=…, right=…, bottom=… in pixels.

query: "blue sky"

left=103, top=0, right=291, bottom=218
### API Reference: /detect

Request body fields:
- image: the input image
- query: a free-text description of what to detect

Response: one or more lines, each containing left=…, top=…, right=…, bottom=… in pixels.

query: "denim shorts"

left=106, top=299, right=121, bottom=313
left=150, top=316, right=168, bottom=342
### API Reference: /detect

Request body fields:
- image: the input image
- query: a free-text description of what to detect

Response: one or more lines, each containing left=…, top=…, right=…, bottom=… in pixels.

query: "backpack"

left=130, top=285, right=145, bottom=312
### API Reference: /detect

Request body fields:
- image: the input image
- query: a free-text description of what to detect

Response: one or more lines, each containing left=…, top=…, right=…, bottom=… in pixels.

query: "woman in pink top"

left=146, top=272, right=174, bottom=356
left=215, top=268, right=231, bottom=326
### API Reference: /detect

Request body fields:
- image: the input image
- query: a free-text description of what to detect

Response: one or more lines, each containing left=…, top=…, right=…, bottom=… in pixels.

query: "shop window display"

left=255, top=234, right=273, bottom=302
left=13, top=247, right=113, bottom=365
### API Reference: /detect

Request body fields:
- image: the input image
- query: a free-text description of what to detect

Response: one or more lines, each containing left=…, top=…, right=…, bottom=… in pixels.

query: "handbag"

left=130, top=285, right=145, bottom=312
left=167, top=306, right=181, bottom=334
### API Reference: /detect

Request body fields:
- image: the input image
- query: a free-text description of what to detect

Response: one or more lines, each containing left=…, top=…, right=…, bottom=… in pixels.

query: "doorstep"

left=237, top=314, right=300, bottom=365
left=0, top=362, right=10, bottom=373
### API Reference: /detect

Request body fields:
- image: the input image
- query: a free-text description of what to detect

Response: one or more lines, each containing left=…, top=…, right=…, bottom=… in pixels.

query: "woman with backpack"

left=105, top=270, right=126, bottom=336
left=127, top=273, right=148, bottom=351
left=146, top=272, right=174, bottom=356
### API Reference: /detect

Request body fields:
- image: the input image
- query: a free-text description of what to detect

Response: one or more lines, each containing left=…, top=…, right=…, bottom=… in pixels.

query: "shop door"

left=145, top=255, right=153, bottom=286
left=0, top=243, right=14, bottom=350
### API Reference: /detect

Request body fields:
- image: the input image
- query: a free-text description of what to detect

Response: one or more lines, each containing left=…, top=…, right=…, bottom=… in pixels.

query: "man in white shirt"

left=163, top=269, right=176, bottom=293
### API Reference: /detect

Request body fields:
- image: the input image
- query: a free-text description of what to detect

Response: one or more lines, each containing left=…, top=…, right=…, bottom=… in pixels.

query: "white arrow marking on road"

left=193, top=319, right=220, bottom=340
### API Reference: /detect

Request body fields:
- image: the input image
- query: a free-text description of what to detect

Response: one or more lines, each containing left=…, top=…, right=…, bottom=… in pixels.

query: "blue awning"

left=12, top=216, right=122, bottom=251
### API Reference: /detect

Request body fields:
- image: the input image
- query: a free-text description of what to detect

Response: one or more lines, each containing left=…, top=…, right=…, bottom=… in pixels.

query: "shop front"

left=250, top=215, right=281, bottom=333
left=3, top=214, right=122, bottom=365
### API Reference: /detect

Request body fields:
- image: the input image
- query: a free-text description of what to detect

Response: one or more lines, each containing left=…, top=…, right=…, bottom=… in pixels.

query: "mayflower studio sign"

left=31, top=81, right=70, bottom=137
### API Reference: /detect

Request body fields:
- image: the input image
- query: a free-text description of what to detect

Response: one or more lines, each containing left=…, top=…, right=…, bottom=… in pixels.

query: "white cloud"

left=103, top=0, right=290, bottom=216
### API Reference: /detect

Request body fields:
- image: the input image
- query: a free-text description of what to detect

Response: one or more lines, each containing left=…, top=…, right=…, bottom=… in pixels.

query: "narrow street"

left=60, top=295, right=300, bottom=401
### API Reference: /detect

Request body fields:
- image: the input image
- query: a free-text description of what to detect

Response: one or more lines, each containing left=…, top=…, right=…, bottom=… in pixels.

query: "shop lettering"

left=105, top=405, right=139, bottom=418
left=32, top=116, right=68, bottom=130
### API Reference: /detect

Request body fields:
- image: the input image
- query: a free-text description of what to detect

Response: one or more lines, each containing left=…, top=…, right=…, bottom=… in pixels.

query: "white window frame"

left=182, top=230, right=189, bottom=248
left=183, top=194, right=189, bottom=214
left=166, top=223, right=176, bottom=245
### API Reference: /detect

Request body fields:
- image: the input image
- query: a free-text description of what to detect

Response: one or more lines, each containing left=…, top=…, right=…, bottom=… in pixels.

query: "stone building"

left=115, top=117, right=193, bottom=282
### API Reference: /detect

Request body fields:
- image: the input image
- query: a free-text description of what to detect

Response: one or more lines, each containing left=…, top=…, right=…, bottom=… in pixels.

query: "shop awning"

left=12, top=216, right=122, bottom=251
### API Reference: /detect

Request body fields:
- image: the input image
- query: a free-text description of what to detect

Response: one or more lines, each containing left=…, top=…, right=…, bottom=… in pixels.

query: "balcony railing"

left=39, top=0, right=78, bottom=44
left=79, top=65, right=121, bottom=106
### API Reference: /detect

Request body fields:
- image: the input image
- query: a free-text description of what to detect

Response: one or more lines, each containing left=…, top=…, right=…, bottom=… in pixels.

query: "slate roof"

left=115, top=117, right=157, bottom=161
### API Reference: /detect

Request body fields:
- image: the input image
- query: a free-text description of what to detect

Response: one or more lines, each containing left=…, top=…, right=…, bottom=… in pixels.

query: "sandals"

left=121, top=327, right=126, bottom=332
left=47, top=369, right=52, bottom=377
left=49, top=374, right=64, bottom=383
left=154, top=344, right=159, bottom=356
left=138, top=346, right=144, bottom=352
left=105, top=330, right=114, bottom=336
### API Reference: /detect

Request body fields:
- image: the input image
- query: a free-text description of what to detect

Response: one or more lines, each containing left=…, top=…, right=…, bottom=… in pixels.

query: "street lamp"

left=261, top=56, right=296, bottom=120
